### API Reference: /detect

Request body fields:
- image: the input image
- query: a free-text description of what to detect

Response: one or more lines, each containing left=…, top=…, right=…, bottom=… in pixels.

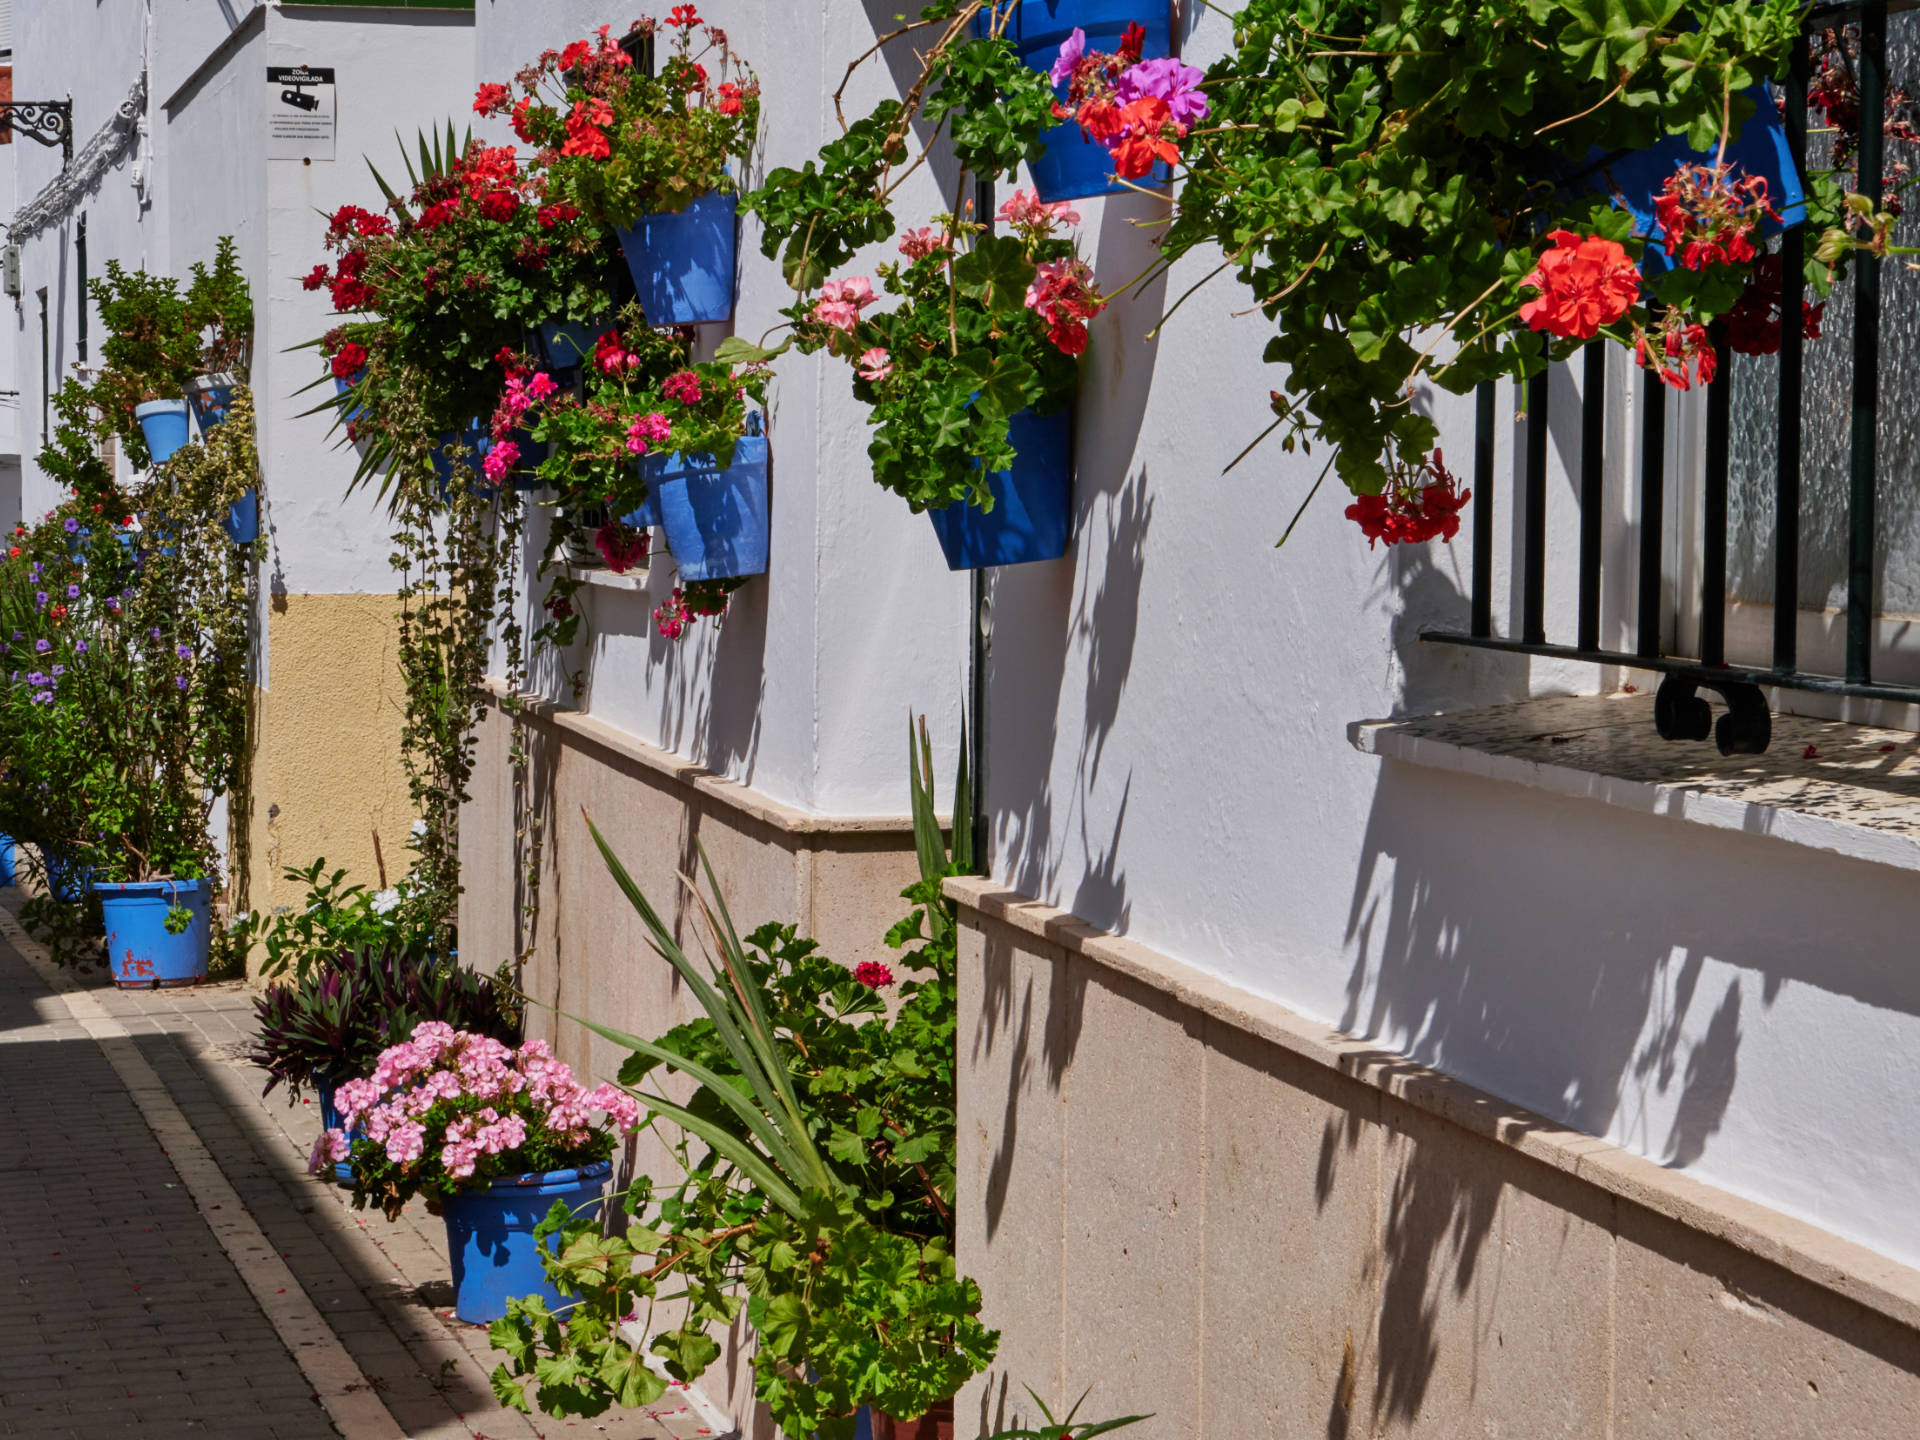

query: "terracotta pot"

left=871, top=1401, right=955, bottom=1440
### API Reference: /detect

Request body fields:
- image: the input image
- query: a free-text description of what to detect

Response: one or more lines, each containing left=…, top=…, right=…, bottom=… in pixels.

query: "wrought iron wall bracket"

left=0, top=102, right=75, bottom=166
left=1655, top=672, right=1773, bottom=756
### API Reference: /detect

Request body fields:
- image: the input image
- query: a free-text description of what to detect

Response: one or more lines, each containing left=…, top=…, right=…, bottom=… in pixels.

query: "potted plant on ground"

left=322, top=1025, right=641, bottom=1323
left=479, top=12, right=760, bottom=324
left=86, top=258, right=204, bottom=466
left=490, top=722, right=997, bottom=1438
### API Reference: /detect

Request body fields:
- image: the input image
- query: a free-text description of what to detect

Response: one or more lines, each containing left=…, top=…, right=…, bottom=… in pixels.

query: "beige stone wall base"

left=949, top=878, right=1920, bottom=1439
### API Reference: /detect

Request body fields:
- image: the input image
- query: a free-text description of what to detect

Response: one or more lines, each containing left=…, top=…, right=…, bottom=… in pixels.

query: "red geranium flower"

left=853, top=961, right=894, bottom=989
left=417, top=199, right=460, bottom=230
left=473, top=82, right=511, bottom=116
left=668, top=5, right=702, bottom=28
left=330, top=341, right=368, bottom=380
left=511, top=96, right=540, bottom=146
left=1345, top=452, right=1471, bottom=548
left=717, top=82, right=744, bottom=117
left=1517, top=230, right=1639, bottom=340
left=536, top=203, right=580, bottom=230
left=1111, top=96, right=1178, bottom=179
left=300, top=264, right=330, bottom=291
left=478, top=190, right=520, bottom=223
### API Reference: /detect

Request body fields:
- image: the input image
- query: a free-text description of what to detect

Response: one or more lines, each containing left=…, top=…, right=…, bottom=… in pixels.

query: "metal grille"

left=1425, top=1, right=1917, bottom=754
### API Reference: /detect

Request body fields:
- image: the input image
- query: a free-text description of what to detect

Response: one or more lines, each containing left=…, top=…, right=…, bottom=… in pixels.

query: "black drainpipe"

left=75, top=214, right=88, bottom=364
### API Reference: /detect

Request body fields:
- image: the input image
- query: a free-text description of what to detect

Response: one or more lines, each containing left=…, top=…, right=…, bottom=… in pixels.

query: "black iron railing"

left=1425, top=1, right=1915, bottom=755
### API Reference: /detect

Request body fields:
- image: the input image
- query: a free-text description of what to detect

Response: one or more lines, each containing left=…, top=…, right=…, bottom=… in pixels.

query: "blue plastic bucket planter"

left=615, top=190, right=738, bottom=325
left=927, top=406, right=1073, bottom=569
left=134, top=399, right=193, bottom=464
left=433, top=422, right=490, bottom=497
left=441, top=1161, right=611, bottom=1323
left=225, top=488, right=260, bottom=544
left=0, top=835, right=12, bottom=887
left=186, top=373, right=239, bottom=435
left=644, top=424, right=769, bottom=581
left=334, top=371, right=367, bottom=425
left=44, top=850, right=91, bottom=902
left=986, top=0, right=1173, bottom=202
left=97, top=877, right=213, bottom=989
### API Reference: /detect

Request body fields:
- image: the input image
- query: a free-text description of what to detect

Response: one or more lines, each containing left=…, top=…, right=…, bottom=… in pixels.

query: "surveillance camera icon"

left=280, top=84, right=319, bottom=112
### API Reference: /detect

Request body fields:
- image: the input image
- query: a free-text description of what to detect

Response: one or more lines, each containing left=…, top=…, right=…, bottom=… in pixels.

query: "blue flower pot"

left=984, top=0, right=1173, bottom=202
left=433, top=422, right=490, bottom=498
left=536, top=319, right=606, bottom=371
left=334, top=371, right=367, bottom=425
left=615, top=190, right=738, bottom=325
left=643, top=422, right=769, bottom=581
left=441, top=1161, right=611, bottom=1323
left=1583, top=82, right=1806, bottom=274
left=97, top=877, right=213, bottom=989
left=927, top=406, right=1073, bottom=569
left=0, top=834, right=15, bottom=887
left=187, top=373, right=240, bottom=435
left=314, top=1075, right=359, bottom=1186
left=134, top=400, right=193, bottom=464
left=45, top=850, right=91, bottom=903
left=225, top=488, right=259, bottom=544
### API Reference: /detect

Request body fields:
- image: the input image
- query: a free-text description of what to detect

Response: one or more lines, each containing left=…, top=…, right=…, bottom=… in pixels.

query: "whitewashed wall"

left=472, top=3, right=1920, bottom=1276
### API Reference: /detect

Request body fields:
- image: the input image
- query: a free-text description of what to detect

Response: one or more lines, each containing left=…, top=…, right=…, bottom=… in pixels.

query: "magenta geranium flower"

left=1114, top=57, right=1208, bottom=127
left=1049, top=27, right=1086, bottom=87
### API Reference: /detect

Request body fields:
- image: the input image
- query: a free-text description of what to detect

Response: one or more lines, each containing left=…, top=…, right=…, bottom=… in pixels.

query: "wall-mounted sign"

left=266, top=65, right=335, bottom=160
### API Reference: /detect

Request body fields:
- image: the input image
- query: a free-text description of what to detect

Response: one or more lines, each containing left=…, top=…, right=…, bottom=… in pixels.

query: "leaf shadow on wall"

left=860, top=0, right=967, bottom=210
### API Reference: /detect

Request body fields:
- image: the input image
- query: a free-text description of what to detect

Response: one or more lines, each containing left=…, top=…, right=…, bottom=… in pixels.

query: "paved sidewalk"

left=0, top=895, right=724, bottom=1440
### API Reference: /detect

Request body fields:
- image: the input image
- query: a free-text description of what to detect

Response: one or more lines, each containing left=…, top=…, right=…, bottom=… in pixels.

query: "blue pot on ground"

left=187, top=372, right=240, bottom=435
left=615, top=190, right=738, bottom=325
left=985, top=0, right=1173, bottom=202
left=97, top=877, right=213, bottom=989
left=314, top=1075, right=359, bottom=1186
left=225, top=487, right=260, bottom=544
left=0, top=835, right=14, bottom=887
left=441, top=1161, right=611, bottom=1323
left=135, top=399, right=193, bottom=464
left=644, top=416, right=769, bottom=580
left=44, top=850, right=92, bottom=903
left=927, top=405, right=1073, bottom=569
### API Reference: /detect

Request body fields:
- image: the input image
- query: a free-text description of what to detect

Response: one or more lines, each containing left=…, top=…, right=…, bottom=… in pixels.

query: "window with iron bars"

left=1425, top=0, right=1920, bottom=756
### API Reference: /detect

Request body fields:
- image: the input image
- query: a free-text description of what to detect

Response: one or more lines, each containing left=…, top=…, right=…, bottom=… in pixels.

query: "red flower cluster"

left=1025, top=255, right=1106, bottom=356
left=1517, top=230, right=1639, bottom=340
left=329, top=341, right=368, bottom=381
left=1725, top=254, right=1826, bottom=357
left=1633, top=312, right=1717, bottom=391
left=1654, top=162, right=1774, bottom=271
left=1344, top=452, right=1471, bottom=548
left=329, top=250, right=376, bottom=311
left=653, top=581, right=731, bottom=640
left=536, top=203, right=580, bottom=230
left=662, top=370, right=703, bottom=404
left=416, top=198, right=460, bottom=231
left=717, top=82, right=744, bottom=117
left=473, top=82, right=511, bottom=117
left=594, top=521, right=651, bottom=574
left=562, top=97, right=615, bottom=160
left=668, top=5, right=702, bottom=27
left=479, top=190, right=520, bottom=223
left=300, top=264, right=330, bottom=292
left=326, top=205, right=391, bottom=243
left=853, top=961, right=894, bottom=990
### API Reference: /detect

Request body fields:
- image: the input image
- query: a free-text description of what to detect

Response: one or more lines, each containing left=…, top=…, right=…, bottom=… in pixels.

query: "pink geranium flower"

left=1049, top=27, right=1086, bottom=87
left=997, top=189, right=1081, bottom=236
left=856, top=348, right=893, bottom=382
left=1114, top=57, right=1209, bottom=127
left=813, top=276, right=877, bottom=333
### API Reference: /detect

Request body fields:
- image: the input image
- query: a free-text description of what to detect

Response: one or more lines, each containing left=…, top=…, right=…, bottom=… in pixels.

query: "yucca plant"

left=490, top=717, right=992, bottom=1438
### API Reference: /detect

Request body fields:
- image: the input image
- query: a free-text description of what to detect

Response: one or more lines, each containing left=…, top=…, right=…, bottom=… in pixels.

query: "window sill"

left=1349, top=694, right=1920, bottom=874
left=566, top=564, right=647, bottom=592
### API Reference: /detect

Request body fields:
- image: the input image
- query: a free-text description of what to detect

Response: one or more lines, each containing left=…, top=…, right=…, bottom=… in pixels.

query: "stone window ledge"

left=1350, top=693, right=1920, bottom=874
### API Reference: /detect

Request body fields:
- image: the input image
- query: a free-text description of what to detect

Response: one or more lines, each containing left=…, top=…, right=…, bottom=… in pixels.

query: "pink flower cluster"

left=898, top=227, right=949, bottom=260
left=324, top=1025, right=642, bottom=1181
left=661, top=370, right=703, bottom=405
left=813, top=276, right=876, bottom=333
left=997, top=190, right=1081, bottom=238
left=1025, top=255, right=1106, bottom=357
left=625, top=410, right=672, bottom=456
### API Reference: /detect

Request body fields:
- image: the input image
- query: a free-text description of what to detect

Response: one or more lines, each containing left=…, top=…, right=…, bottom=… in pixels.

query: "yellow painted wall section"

left=244, top=593, right=417, bottom=940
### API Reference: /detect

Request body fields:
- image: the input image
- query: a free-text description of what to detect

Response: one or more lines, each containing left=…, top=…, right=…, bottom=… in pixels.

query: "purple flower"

left=1115, top=57, right=1209, bottom=126
left=149, top=627, right=162, bottom=640
left=62, top=518, right=78, bottom=534
left=1049, top=26, right=1086, bottom=87
left=34, top=639, right=49, bottom=654
left=65, top=584, right=79, bottom=599
left=108, top=598, right=121, bottom=613
left=9, top=632, right=19, bottom=642
left=50, top=665, right=64, bottom=677
left=175, top=643, right=192, bottom=659
left=34, top=592, right=46, bottom=606
left=25, top=671, right=43, bottom=685
left=74, top=641, right=87, bottom=654
left=175, top=675, right=190, bottom=690
left=31, top=692, right=52, bottom=706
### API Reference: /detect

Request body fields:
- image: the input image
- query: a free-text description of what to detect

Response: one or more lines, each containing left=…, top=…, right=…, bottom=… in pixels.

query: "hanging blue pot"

left=134, top=399, right=193, bottom=464
left=441, top=1161, right=611, bottom=1323
left=225, top=488, right=260, bottom=544
left=1581, top=82, right=1805, bottom=274
left=927, top=406, right=1073, bottom=570
left=0, top=834, right=15, bottom=887
left=186, top=372, right=240, bottom=436
left=535, top=318, right=607, bottom=371
left=615, top=190, right=738, bottom=325
left=334, top=370, right=367, bottom=426
left=644, top=417, right=769, bottom=580
left=433, top=421, right=490, bottom=498
left=984, top=0, right=1174, bottom=202
left=97, top=877, right=213, bottom=989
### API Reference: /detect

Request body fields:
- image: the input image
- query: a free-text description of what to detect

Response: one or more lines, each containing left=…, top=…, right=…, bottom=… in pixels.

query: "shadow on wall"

left=646, top=560, right=769, bottom=789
